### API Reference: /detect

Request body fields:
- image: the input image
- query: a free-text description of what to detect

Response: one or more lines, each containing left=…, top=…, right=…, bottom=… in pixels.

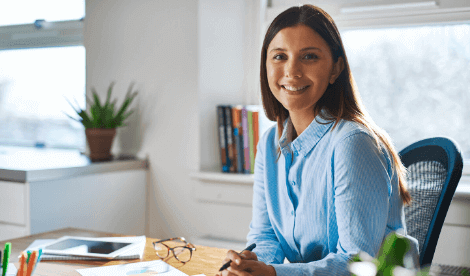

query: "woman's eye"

left=303, top=53, right=318, bottom=60
left=273, top=54, right=285, bottom=60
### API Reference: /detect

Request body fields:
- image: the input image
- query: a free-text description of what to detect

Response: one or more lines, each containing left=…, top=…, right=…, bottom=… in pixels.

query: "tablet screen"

left=44, top=238, right=131, bottom=255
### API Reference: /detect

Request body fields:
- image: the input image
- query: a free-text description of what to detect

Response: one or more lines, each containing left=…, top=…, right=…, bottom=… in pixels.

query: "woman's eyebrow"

left=269, top=47, right=322, bottom=53
left=300, top=47, right=322, bottom=52
left=269, top=47, right=286, bottom=53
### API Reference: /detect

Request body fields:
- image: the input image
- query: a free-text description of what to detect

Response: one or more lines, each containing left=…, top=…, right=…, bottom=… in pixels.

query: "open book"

left=25, top=236, right=146, bottom=261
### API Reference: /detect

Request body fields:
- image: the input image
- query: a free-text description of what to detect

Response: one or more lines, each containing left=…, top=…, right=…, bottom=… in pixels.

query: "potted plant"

left=66, top=82, right=138, bottom=161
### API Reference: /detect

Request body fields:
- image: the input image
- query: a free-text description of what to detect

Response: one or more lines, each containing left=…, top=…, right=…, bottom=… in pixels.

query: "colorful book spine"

left=241, top=107, right=250, bottom=174
left=248, top=110, right=255, bottom=174
left=224, top=106, right=236, bottom=172
left=252, top=110, right=259, bottom=159
left=217, top=105, right=229, bottom=172
left=232, top=106, right=244, bottom=173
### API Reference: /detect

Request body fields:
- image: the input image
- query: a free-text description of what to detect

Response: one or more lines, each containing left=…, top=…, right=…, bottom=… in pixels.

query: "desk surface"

left=0, top=228, right=227, bottom=276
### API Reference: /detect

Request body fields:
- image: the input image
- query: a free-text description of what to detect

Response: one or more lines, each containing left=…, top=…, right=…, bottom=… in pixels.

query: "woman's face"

left=266, top=24, right=342, bottom=119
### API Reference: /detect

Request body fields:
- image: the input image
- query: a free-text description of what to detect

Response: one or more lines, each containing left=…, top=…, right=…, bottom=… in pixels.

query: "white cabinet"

left=191, top=172, right=253, bottom=247
left=0, top=169, right=147, bottom=241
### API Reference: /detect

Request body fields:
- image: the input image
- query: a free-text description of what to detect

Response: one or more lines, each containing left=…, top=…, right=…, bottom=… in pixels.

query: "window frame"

left=0, top=19, right=83, bottom=50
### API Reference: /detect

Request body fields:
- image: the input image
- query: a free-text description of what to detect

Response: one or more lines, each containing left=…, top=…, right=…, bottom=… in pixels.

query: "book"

left=224, top=106, right=236, bottom=172
left=241, top=106, right=250, bottom=174
left=231, top=106, right=244, bottom=173
left=25, top=236, right=146, bottom=261
left=252, top=110, right=259, bottom=160
left=217, top=105, right=229, bottom=172
left=247, top=110, right=255, bottom=174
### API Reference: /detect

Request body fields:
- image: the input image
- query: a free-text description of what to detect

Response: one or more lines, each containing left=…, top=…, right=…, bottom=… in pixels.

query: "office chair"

left=399, top=137, right=463, bottom=267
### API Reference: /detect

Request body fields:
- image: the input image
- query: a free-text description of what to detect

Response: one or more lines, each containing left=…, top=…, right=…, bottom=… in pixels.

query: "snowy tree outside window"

left=342, top=24, right=470, bottom=159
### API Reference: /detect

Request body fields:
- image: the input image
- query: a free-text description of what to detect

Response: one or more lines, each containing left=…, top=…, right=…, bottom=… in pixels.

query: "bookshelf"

left=190, top=171, right=254, bottom=185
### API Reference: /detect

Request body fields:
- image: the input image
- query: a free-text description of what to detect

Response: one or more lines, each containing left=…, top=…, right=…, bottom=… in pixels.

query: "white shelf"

left=190, top=171, right=254, bottom=185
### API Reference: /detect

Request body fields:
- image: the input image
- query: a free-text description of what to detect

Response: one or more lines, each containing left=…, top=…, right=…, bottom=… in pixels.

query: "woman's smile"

left=281, top=85, right=310, bottom=93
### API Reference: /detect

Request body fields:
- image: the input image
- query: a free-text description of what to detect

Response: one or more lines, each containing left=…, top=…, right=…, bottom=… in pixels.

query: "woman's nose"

left=285, top=59, right=302, bottom=78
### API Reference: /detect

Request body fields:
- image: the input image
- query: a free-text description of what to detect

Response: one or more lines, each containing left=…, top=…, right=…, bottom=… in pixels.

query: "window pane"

left=0, top=46, right=86, bottom=150
left=342, top=24, right=470, bottom=159
left=0, top=0, right=85, bottom=26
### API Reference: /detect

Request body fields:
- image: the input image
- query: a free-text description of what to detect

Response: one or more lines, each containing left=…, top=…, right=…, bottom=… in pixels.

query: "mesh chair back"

left=399, top=137, right=463, bottom=267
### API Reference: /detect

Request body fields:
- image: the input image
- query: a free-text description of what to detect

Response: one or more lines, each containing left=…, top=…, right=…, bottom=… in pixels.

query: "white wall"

left=198, top=0, right=249, bottom=172
left=85, top=0, right=199, bottom=239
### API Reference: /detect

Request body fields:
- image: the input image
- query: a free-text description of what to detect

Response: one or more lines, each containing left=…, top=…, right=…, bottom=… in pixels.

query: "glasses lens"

left=174, top=247, right=191, bottom=263
left=154, top=243, right=169, bottom=258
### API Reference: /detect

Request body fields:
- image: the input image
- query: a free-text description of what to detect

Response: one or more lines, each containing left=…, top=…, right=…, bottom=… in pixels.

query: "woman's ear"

left=329, top=57, right=344, bottom=84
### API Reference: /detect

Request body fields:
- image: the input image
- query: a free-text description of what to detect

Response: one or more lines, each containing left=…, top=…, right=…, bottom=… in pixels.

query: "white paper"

left=76, top=260, right=189, bottom=276
left=0, top=263, right=18, bottom=276
left=25, top=236, right=146, bottom=260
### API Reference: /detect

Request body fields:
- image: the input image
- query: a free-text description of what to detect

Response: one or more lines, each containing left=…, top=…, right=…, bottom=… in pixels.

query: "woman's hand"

left=215, top=250, right=276, bottom=276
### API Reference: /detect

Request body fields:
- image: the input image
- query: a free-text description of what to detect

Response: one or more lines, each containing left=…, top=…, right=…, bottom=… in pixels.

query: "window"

left=341, top=24, right=470, bottom=159
left=0, top=0, right=85, bottom=150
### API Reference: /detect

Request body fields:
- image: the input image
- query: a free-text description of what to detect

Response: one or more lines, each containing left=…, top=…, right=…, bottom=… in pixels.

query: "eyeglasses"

left=152, top=237, right=196, bottom=263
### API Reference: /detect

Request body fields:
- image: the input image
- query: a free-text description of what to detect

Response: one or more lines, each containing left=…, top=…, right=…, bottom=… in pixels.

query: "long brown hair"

left=260, top=5, right=411, bottom=205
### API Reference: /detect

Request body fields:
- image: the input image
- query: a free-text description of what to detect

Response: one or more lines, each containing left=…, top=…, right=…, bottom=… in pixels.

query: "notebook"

left=25, top=236, right=146, bottom=261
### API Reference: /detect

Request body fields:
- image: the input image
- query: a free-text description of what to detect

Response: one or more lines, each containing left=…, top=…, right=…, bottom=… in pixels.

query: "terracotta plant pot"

left=85, top=128, right=117, bottom=161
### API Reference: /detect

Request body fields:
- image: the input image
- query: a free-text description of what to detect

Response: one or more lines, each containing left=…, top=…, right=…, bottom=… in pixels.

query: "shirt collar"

left=279, top=109, right=335, bottom=157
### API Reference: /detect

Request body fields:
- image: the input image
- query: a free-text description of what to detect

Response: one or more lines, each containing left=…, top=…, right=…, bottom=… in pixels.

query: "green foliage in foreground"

left=66, top=82, right=138, bottom=129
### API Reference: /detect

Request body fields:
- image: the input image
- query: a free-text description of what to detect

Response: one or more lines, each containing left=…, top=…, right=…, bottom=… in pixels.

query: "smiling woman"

left=217, top=4, right=419, bottom=276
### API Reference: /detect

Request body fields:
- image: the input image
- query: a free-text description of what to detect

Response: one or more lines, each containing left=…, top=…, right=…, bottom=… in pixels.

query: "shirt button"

left=292, top=181, right=296, bottom=186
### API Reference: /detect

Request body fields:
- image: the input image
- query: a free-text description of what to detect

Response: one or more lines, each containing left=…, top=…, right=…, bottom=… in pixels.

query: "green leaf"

left=86, top=95, right=94, bottom=107
left=62, top=111, right=81, bottom=123
left=78, top=110, right=93, bottom=128
left=91, top=87, right=102, bottom=109
left=115, top=90, right=137, bottom=122
left=104, top=82, right=115, bottom=109
left=63, top=96, right=81, bottom=114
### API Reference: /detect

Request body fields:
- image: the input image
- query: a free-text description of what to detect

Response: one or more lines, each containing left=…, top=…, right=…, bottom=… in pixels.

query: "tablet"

left=40, top=236, right=140, bottom=259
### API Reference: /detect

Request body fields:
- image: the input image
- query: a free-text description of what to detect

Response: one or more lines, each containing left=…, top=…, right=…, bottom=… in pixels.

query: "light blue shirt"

left=247, top=112, right=417, bottom=275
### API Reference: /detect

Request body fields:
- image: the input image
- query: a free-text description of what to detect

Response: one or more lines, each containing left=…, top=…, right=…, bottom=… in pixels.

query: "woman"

left=216, top=4, right=418, bottom=276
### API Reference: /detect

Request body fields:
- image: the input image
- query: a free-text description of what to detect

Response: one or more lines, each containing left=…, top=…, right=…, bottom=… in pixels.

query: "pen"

left=219, top=243, right=256, bottom=271
left=2, top=243, right=10, bottom=276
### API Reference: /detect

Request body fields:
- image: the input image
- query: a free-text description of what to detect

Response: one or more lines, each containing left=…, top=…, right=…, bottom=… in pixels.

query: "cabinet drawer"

left=0, top=181, right=26, bottom=225
left=195, top=181, right=253, bottom=206
left=0, top=223, right=28, bottom=241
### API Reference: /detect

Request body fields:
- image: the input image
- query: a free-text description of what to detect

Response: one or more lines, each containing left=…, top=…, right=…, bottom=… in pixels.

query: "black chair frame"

left=399, top=137, right=463, bottom=266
